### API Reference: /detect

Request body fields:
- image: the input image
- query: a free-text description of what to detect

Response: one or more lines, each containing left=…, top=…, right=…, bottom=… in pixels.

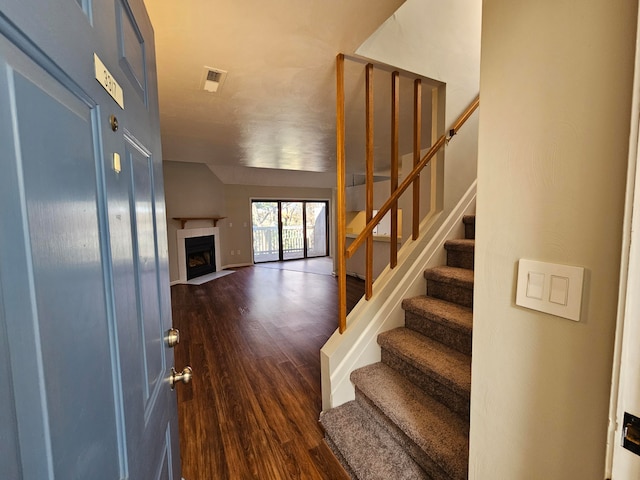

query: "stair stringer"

left=321, top=180, right=477, bottom=411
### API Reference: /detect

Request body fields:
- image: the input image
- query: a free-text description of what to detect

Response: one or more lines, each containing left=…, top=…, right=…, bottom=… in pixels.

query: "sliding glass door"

left=281, top=201, right=304, bottom=260
left=251, top=201, right=280, bottom=262
left=252, top=200, right=329, bottom=263
left=306, top=202, right=327, bottom=257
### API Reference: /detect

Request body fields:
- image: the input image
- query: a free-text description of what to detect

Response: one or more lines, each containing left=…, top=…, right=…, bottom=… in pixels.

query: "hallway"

left=170, top=262, right=361, bottom=479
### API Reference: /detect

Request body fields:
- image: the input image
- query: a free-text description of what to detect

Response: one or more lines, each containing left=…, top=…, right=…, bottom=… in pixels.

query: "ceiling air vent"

left=201, top=66, right=227, bottom=93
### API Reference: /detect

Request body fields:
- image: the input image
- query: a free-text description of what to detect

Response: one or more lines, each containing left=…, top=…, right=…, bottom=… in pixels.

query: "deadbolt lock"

left=166, top=328, right=180, bottom=348
left=109, top=114, right=118, bottom=132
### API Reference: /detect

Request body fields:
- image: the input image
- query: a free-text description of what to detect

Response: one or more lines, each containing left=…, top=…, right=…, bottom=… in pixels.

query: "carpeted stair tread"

left=444, top=238, right=475, bottom=251
left=424, top=266, right=474, bottom=288
left=424, top=266, right=474, bottom=307
left=320, top=400, right=429, bottom=480
left=402, top=296, right=473, bottom=334
left=352, top=363, right=469, bottom=479
left=378, top=328, right=471, bottom=399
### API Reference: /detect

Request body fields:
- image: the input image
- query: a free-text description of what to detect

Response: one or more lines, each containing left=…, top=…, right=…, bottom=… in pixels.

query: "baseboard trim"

left=222, top=262, right=252, bottom=269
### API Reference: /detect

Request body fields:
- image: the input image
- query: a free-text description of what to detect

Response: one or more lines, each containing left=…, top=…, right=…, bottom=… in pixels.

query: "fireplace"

left=177, top=226, right=222, bottom=283
left=185, top=235, right=216, bottom=280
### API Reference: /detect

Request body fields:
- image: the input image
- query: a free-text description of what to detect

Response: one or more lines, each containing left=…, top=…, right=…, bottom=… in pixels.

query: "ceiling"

left=143, top=0, right=406, bottom=174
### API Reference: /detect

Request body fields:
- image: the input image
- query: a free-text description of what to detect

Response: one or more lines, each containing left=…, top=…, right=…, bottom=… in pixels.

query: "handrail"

left=345, top=95, right=479, bottom=258
left=335, top=52, right=479, bottom=334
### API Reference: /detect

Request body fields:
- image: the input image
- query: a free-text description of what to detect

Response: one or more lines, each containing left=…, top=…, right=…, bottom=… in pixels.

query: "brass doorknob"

left=170, top=366, right=193, bottom=390
left=166, top=328, right=180, bottom=347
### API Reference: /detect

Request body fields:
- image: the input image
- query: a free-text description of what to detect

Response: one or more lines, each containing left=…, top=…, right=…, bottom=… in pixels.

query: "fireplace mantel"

left=173, top=216, right=226, bottom=229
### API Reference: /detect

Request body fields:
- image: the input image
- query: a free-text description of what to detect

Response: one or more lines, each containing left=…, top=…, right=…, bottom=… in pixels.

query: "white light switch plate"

left=516, top=259, right=585, bottom=321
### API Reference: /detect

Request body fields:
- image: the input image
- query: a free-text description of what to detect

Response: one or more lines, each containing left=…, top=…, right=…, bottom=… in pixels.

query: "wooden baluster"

left=412, top=79, right=422, bottom=241
left=345, top=95, right=479, bottom=259
left=336, top=54, right=347, bottom=334
left=390, top=71, right=399, bottom=268
left=365, top=64, right=374, bottom=300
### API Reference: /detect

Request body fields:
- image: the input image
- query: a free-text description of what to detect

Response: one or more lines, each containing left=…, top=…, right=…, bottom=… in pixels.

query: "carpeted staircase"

left=320, top=215, right=475, bottom=479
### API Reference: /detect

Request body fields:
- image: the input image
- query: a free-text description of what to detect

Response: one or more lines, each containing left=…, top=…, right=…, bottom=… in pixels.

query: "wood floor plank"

left=171, top=263, right=362, bottom=479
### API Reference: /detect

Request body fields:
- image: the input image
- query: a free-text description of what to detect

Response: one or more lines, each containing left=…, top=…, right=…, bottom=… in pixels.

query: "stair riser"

left=354, top=388, right=453, bottom=480
left=404, top=310, right=472, bottom=356
left=446, top=249, right=474, bottom=270
left=462, top=215, right=475, bottom=240
left=381, top=350, right=470, bottom=420
left=427, top=281, right=473, bottom=308
left=464, top=223, right=475, bottom=240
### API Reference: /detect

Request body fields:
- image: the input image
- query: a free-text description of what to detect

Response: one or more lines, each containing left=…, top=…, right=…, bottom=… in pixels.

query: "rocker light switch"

left=526, top=272, right=545, bottom=299
left=516, top=259, right=585, bottom=321
left=549, top=275, right=569, bottom=305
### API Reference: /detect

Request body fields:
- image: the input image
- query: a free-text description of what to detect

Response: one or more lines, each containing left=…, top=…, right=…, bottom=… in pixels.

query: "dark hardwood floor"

left=171, top=263, right=364, bottom=479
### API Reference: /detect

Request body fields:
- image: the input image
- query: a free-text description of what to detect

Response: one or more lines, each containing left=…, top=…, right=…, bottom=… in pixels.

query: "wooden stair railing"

left=336, top=53, right=479, bottom=333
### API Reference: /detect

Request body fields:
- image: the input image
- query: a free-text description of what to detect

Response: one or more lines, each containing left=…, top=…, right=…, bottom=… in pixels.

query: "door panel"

left=252, top=201, right=280, bottom=262
left=0, top=39, right=51, bottom=480
left=282, top=201, right=304, bottom=260
left=16, top=70, right=120, bottom=480
left=116, top=0, right=147, bottom=102
left=104, top=140, right=145, bottom=476
left=128, top=140, right=164, bottom=404
left=0, top=285, right=21, bottom=479
left=0, top=47, right=123, bottom=479
left=103, top=133, right=178, bottom=480
left=0, top=0, right=181, bottom=478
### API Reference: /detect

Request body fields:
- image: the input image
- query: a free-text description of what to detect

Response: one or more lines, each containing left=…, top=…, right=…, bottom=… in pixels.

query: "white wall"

left=470, top=0, right=638, bottom=478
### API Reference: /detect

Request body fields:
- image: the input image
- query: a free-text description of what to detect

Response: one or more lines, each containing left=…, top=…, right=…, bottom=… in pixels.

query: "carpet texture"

left=320, top=215, right=475, bottom=479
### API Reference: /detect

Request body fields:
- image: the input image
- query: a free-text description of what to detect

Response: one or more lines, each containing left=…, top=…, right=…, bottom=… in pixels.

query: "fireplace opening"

left=185, top=235, right=216, bottom=280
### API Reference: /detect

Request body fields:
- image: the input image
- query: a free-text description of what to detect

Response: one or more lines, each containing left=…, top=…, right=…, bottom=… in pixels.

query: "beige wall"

left=470, top=1, right=638, bottom=478
left=223, top=184, right=333, bottom=266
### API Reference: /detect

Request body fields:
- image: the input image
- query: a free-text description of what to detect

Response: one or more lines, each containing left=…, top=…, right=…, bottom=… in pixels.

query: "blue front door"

left=0, top=1, right=182, bottom=478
